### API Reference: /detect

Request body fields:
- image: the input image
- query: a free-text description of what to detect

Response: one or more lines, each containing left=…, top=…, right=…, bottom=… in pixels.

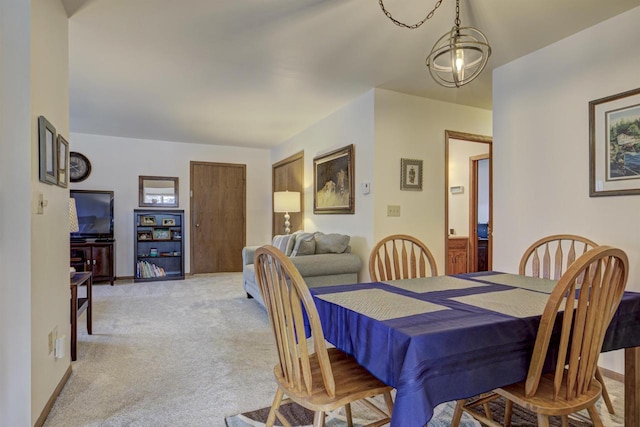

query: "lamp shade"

left=273, top=191, right=300, bottom=213
left=69, top=198, right=80, bottom=233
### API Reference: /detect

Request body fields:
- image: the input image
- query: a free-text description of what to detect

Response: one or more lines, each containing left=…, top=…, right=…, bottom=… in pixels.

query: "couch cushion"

left=290, top=253, right=361, bottom=277
left=314, top=232, right=350, bottom=254
left=271, top=234, right=296, bottom=256
left=290, top=232, right=316, bottom=256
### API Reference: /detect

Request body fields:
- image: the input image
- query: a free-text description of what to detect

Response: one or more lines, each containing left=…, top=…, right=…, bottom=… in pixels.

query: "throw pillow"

left=314, top=232, right=350, bottom=254
left=290, top=233, right=316, bottom=256
left=271, top=234, right=296, bottom=256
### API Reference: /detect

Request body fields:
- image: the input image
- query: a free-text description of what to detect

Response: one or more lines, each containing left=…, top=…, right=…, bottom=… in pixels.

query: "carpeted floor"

left=44, top=273, right=624, bottom=427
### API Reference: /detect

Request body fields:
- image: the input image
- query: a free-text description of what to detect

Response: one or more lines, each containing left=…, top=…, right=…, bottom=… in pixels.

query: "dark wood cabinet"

left=477, top=238, right=489, bottom=271
left=134, top=209, right=184, bottom=282
left=70, top=240, right=115, bottom=285
left=448, top=237, right=469, bottom=275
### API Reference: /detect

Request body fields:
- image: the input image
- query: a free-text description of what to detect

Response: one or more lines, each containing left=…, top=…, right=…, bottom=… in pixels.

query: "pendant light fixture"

left=378, top=0, right=491, bottom=88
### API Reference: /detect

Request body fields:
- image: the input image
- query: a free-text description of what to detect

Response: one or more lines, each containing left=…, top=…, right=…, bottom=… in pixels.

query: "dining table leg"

left=625, top=346, right=640, bottom=426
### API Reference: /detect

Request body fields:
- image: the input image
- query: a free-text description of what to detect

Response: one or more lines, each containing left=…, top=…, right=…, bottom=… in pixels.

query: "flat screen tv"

left=70, top=190, right=114, bottom=241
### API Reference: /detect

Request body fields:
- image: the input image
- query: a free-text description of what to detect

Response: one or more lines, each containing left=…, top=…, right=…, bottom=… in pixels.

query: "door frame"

left=444, top=130, right=493, bottom=274
left=468, top=153, right=489, bottom=272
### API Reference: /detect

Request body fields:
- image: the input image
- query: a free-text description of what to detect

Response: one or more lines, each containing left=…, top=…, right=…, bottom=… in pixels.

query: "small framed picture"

left=137, top=231, right=152, bottom=240
left=38, top=116, right=58, bottom=185
left=400, top=158, right=423, bottom=191
left=162, top=218, right=176, bottom=226
left=57, top=135, right=69, bottom=188
left=153, top=228, right=171, bottom=240
left=140, top=215, right=156, bottom=226
left=171, top=230, right=182, bottom=240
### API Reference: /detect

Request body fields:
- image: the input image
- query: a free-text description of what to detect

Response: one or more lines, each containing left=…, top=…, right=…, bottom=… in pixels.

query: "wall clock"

left=69, top=152, right=92, bottom=183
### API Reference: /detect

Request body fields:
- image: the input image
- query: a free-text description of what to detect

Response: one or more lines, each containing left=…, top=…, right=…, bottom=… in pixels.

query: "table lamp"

left=273, top=191, right=300, bottom=234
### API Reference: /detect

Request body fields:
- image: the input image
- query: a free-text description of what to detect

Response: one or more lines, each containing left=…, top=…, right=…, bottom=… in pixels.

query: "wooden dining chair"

left=254, top=245, right=394, bottom=427
left=519, top=234, right=614, bottom=414
left=369, top=234, right=438, bottom=281
left=452, top=246, right=629, bottom=427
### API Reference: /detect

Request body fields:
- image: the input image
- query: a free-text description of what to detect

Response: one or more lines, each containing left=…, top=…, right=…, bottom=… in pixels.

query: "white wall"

left=493, top=5, right=640, bottom=374
left=0, top=1, right=32, bottom=425
left=373, top=89, right=492, bottom=275
left=30, top=0, right=72, bottom=423
left=448, top=139, right=490, bottom=237
left=271, top=91, right=376, bottom=279
left=69, top=133, right=272, bottom=277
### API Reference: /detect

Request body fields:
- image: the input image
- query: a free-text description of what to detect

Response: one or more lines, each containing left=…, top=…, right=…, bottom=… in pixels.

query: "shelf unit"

left=134, top=209, right=184, bottom=282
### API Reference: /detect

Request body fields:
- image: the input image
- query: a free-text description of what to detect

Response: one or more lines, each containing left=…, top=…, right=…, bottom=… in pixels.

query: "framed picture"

left=140, top=215, right=157, bottom=226
left=152, top=228, right=171, bottom=240
left=38, top=116, right=58, bottom=185
left=171, top=230, right=182, bottom=240
left=57, top=135, right=69, bottom=188
left=313, top=144, right=355, bottom=214
left=162, top=218, right=176, bottom=226
left=400, top=158, right=423, bottom=191
left=590, top=87, right=640, bottom=196
left=137, top=231, right=152, bottom=240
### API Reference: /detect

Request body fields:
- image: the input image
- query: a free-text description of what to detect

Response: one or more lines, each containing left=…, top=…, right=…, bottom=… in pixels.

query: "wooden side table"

left=70, top=271, right=92, bottom=361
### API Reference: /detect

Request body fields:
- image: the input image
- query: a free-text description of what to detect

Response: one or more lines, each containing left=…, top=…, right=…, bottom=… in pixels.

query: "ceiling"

left=64, top=0, right=640, bottom=149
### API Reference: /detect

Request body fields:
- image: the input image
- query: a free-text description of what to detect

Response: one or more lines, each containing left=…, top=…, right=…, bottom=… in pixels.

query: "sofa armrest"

left=242, top=246, right=260, bottom=266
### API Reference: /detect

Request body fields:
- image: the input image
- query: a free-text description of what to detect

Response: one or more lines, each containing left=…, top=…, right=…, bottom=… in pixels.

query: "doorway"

left=272, top=151, right=304, bottom=236
left=190, top=161, right=246, bottom=273
left=445, top=130, right=493, bottom=274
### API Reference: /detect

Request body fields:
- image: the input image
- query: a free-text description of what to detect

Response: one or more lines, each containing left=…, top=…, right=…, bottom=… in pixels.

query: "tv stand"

left=70, top=240, right=116, bottom=285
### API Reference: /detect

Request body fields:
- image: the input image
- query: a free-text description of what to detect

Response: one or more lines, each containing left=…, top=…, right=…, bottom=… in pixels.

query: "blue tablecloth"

left=310, top=272, right=640, bottom=427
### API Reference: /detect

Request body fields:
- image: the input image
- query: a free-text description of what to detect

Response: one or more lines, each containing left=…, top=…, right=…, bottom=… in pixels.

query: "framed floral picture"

left=313, top=144, right=355, bottom=214
left=400, top=158, right=423, bottom=191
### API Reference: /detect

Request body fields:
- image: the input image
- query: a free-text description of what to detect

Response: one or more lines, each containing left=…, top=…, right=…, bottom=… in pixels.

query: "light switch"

left=387, top=205, right=401, bottom=217
left=361, top=182, right=371, bottom=195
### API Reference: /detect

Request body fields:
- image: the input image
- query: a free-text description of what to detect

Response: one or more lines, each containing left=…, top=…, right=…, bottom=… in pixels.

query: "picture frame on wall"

left=590, top=87, right=640, bottom=197
left=57, top=134, right=69, bottom=188
left=38, top=116, right=58, bottom=185
left=313, top=144, right=355, bottom=214
left=400, top=158, right=423, bottom=191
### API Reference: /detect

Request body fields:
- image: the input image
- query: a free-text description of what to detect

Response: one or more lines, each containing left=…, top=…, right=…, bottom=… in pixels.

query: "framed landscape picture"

left=590, top=87, right=640, bottom=196
left=313, top=144, right=355, bottom=214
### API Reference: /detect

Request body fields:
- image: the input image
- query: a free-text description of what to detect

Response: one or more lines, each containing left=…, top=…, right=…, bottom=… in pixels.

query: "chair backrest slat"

left=523, top=246, right=628, bottom=402
left=369, top=234, right=437, bottom=281
left=519, top=234, right=598, bottom=280
left=255, top=245, right=336, bottom=398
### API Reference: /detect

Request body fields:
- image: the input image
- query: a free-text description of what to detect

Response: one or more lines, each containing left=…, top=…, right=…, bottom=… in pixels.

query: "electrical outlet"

left=387, top=205, right=401, bottom=217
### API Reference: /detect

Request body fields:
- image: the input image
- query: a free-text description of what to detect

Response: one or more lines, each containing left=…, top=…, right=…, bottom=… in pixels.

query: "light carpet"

left=44, top=273, right=625, bottom=427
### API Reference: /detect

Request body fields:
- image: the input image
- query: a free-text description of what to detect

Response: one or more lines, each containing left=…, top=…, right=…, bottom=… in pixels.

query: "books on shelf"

left=136, top=260, right=166, bottom=278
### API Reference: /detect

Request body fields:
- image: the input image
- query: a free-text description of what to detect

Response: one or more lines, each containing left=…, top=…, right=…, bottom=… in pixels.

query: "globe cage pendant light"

left=425, top=0, right=491, bottom=88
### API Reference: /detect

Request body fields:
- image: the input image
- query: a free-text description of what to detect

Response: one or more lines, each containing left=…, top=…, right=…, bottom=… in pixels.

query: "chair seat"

left=497, top=372, right=602, bottom=417
left=274, top=347, right=393, bottom=413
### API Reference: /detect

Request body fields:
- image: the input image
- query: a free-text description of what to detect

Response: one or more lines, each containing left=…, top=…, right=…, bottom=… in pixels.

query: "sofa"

left=242, top=231, right=362, bottom=308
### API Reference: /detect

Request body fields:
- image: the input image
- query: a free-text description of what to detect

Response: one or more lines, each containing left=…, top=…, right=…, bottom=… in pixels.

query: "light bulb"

left=455, top=49, right=464, bottom=72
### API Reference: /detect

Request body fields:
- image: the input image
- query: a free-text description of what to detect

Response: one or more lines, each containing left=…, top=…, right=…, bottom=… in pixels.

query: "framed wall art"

left=313, top=144, right=355, bottom=214
left=590, top=87, right=640, bottom=197
left=400, top=158, right=423, bottom=191
left=38, top=116, right=58, bottom=185
left=57, top=134, right=69, bottom=188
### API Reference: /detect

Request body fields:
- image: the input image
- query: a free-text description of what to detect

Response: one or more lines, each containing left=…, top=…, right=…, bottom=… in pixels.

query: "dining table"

left=310, top=271, right=640, bottom=427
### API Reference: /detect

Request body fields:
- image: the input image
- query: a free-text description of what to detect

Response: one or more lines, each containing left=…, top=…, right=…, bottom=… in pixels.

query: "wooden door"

left=272, top=152, right=304, bottom=236
left=190, top=162, right=246, bottom=273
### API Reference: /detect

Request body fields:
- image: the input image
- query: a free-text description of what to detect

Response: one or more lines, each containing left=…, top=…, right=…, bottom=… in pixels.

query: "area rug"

left=225, top=397, right=596, bottom=427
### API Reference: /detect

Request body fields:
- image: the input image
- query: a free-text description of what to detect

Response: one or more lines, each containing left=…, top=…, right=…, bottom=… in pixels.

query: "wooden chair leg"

left=504, top=399, right=513, bottom=427
left=587, top=405, right=604, bottom=427
left=483, top=403, right=493, bottom=420
left=561, top=415, right=569, bottom=427
left=383, top=390, right=394, bottom=416
left=265, top=388, right=284, bottom=427
left=595, top=367, right=615, bottom=414
left=451, top=400, right=466, bottom=427
left=313, top=411, right=325, bottom=427
left=345, top=403, right=353, bottom=427
left=537, top=413, right=550, bottom=427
